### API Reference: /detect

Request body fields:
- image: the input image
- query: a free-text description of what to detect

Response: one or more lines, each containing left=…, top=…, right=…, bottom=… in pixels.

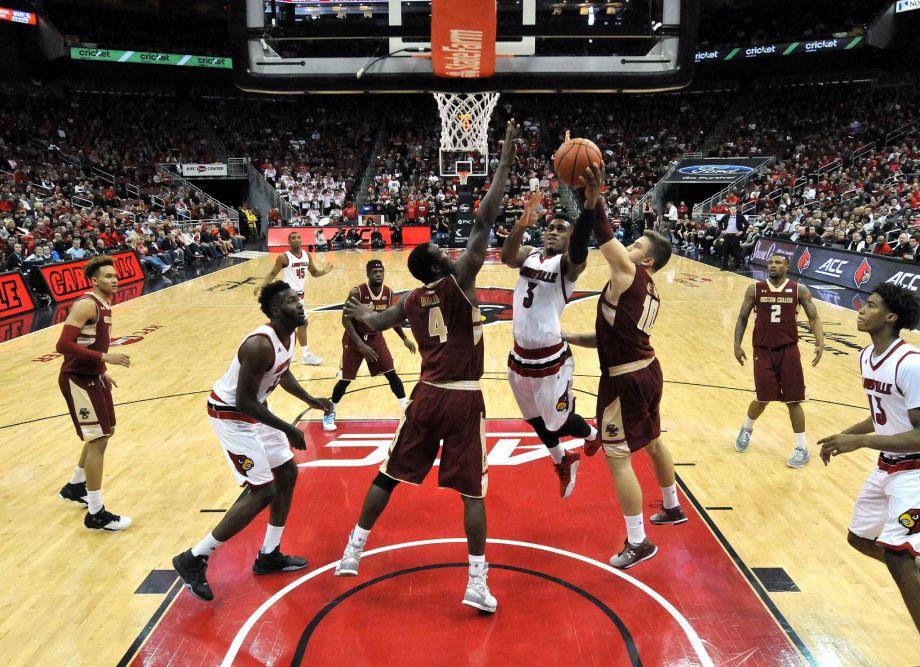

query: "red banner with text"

left=36, top=251, right=146, bottom=303
left=431, top=0, right=496, bottom=78
left=0, top=270, right=36, bottom=319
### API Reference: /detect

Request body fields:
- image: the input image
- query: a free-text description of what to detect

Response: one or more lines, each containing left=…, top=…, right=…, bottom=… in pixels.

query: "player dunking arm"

left=733, top=253, right=824, bottom=467
left=333, top=120, right=521, bottom=614
left=172, top=282, right=333, bottom=601
left=500, top=190, right=599, bottom=498
left=56, top=256, right=132, bottom=531
left=818, top=284, right=920, bottom=633
left=564, top=162, right=687, bottom=570
left=255, top=231, right=333, bottom=365
left=323, top=259, right=417, bottom=431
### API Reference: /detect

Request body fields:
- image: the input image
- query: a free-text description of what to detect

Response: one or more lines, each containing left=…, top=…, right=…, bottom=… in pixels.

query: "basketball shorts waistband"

left=878, top=452, right=920, bottom=474
left=421, top=380, right=481, bottom=391
left=607, top=356, right=655, bottom=377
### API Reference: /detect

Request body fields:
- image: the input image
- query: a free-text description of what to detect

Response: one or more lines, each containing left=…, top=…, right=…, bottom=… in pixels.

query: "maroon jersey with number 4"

left=61, top=292, right=111, bottom=376
left=404, top=275, right=483, bottom=383
left=752, top=279, right=799, bottom=349
left=596, top=266, right=659, bottom=368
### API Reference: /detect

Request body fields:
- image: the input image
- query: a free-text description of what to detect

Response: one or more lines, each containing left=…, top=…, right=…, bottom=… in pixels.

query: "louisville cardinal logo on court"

left=229, top=452, right=255, bottom=477
left=899, top=509, right=920, bottom=535
left=854, top=258, right=872, bottom=288
left=311, top=287, right=601, bottom=326
left=797, top=248, right=811, bottom=272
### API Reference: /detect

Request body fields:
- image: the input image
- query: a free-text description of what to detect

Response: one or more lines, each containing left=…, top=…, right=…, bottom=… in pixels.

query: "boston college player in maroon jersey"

left=565, top=162, right=686, bottom=570
left=334, top=120, right=521, bottom=614
left=733, top=253, right=824, bottom=467
left=56, top=256, right=132, bottom=531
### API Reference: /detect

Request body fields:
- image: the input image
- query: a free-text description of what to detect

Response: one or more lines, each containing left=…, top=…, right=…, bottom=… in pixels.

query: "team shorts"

left=339, top=334, right=394, bottom=381
left=849, top=467, right=920, bottom=556
left=380, top=381, right=487, bottom=498
left=207, top=402, right=293, bottom=487
left=508, top=355, right=575, bottom=432
left=596, top=358, right=662, bottom=457
left=753, top=344, right=806, bottom=403
left=59, top=372, right=116, bottom=442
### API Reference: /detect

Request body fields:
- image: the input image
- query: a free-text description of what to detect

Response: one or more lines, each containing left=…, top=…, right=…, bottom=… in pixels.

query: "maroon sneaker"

left=650, top=505, right=688, bottom=525
left=554, top=452, right=581, bottom=498
left=609, top=539, right=658, bottom=569
left=583, top=430, right=602, bottom=457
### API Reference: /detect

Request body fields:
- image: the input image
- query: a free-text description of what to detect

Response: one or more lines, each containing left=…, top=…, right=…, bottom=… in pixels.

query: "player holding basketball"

left=255, top=231, right=333, bottom=365
left=333, top=119, right=521, bottom=613
left=564, top=162, right=686, bottom=569
left=733, top=253, right=824, bottom=467
left=56, top=256, right=132, bottom=531
left=819, top=284, right=920, bottom=632
left=323, top=259, right=417, bottom=431
left=172, top=282, right=333, bottom=601
left=501, top=191, right=599, bottom=498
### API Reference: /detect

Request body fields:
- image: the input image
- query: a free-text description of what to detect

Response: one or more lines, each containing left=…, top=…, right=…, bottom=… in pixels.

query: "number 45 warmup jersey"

left=282, top=250, right=310, bottom=296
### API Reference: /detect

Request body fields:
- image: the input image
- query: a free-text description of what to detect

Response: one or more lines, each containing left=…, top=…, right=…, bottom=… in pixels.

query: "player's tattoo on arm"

left=734, top=284, right=756, bottom=348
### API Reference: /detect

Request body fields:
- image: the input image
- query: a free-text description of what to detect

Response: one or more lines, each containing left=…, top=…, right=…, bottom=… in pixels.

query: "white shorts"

left=508, top=355, right=575, bottom=432
left=849, top=467, right=920, bottom=556
left=209, top=415, right=293, bottom=487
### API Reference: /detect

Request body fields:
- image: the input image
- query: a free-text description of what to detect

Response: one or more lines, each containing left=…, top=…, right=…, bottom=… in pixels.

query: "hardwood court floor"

left=0, top=248, right=916, bottom=666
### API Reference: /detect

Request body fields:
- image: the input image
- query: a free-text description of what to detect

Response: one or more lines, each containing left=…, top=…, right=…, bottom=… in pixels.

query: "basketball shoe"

left=59, top=481, right=88, bottom=506
left=787, top=447, right=810, bottom=469
left=335, top=531, right=364, bottom=576
left=462, top=569, right=497, bottom=613
left=172, top=550, right=214, bottom=601
left=253, top=546, right=308, bottom=574
left=323, top=409, right=337, bottom=431
left=554, top=451, right=581, bottom=498
left=84, top=507, right=132, bottom=531
left=610, top=538, right=658, bottom=569
left=649, top=504, right=688, bottom=525
left=301, top=350, right=323, bottom=365
left=583, top=428, right=602, bottom=457
left=735, top=428, right=752, bottom=453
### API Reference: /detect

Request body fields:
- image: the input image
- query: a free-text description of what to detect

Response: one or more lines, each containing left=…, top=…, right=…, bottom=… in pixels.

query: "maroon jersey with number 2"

left=751, top=279, right=806, bottom=403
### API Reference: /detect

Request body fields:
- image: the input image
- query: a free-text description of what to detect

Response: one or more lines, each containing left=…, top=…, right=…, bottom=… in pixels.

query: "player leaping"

left=501, top=191, right=599, bottom=498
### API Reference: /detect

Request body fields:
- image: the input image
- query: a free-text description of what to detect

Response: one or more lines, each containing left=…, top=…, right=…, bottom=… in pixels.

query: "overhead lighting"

left=588, top=5, right=595, bottom=25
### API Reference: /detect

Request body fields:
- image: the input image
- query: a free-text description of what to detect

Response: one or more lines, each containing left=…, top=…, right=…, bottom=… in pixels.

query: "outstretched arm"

left=344, top=296, right=408, bottom=332
left=454, top=119, right=521, bottom=291
left=254, top=253, right=286, bottom=295
left=579, top=162, right=633, bottom=283
left=307, top=251, right=334, bottom=277
left=799, top=284, right=824, bottom=367
left=733, top=284, right=756, bottom=365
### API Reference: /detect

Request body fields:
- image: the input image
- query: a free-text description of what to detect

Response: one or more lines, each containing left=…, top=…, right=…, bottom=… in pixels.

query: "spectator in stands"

left=389, top=217, right=403, bottom=247
left=435, top=215, right=451, bottom=247
left=495, top=225, right=510, bottom=248
left=368, top=225, right=384, bottom=249
left=907, top=235, right=920, bottom=263
left=136, top=245, right=170, bottom=277
left=890, top=232, right=912, bottom=259
left=698, top=220, right=720, bottom=256
left=6, top=243, right=24, bottom=271
left=66, top=238, right=86, bottom=260
left=330, top=229, right=346, bottom=250
left=664, top=201, right=679, bottom=242
left=23, top=245, right=49, bottom=269
left=315, top=228, right=328, bottom=252
left=871, top=234, right=893, bottom=256
left=157, top=230, right=184, bottom=265
left=345, top=227, right=361, bottom=249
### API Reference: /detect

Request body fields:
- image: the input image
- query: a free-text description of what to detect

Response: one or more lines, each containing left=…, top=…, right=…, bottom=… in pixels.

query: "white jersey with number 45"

left=512, top=251, right=576, bottom=350
left=282, top=250, right=310, bottom=296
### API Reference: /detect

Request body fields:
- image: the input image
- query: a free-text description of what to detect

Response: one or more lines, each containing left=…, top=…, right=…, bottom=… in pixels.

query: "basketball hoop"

left=433, top=91, right=499, bottom=177
left=458, top=170, right=470, bottom=186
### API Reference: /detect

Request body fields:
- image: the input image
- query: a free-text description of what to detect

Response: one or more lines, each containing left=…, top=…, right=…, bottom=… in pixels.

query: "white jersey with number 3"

left=282, top=250, right=310, bottom=296
left=860, top=339, right=920, bottom=468
left=512, top=251, right=576, bottom=350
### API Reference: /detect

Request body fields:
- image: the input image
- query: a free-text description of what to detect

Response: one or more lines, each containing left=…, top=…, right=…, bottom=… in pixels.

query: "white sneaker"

left=462, top=569, right=497, bottom=613
left=301, top=350, right=323, bottom=365
left=335, top=532, right=364, bottom=577
left=735, top=428, right=752, bottom=453
left=787, top=447, right=810, bottom=468
left=323, top=410, right=337, bottom=431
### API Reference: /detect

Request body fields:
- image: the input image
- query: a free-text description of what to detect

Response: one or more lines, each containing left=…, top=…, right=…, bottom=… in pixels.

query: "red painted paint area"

left=134, top=420, right=803, bottom=666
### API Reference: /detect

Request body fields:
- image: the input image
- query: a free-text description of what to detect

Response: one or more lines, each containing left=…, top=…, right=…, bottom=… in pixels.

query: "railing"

left=818, top=158, right=841, bottom=176
left=92, top=166, right=115, bottom=186
left=125, top=184, right=140, bottom=201
left=71, top=195, right=93, bottom=210
left=691, top=157, right=775, bottom=220
left=155, top=164, right=239, bottom=221
left=852, top=141, right=877, bottom=165
left=247, top=162, right=298, bottom=221
left=682, top=151, right=703, bottom=159
left=633, top=160, right=679, bottom=220
left=886, top=120, right=917, bottom=146
left=227, top=157, right=248, bottom=179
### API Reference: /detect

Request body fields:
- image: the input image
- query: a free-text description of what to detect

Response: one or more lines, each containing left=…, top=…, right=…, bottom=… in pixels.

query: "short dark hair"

left=642, top=231, right=672, bottom=271
left=770, top=253, right=790, bottom=264
left=873, top=283, right=920, bottom=333
left=287, top=231, right=301, bottom=241
left=407, top=243, right=440, bottom=284
left=84, top=255, right=114, bottom=279
left=259, top=280, right=291, bottom=318
left=550, top=212, right=574, bottom=226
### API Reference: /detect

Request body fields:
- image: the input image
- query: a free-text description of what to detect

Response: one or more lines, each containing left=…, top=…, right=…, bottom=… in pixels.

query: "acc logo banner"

left=0, top=270, right=35, bottom=318
left=37, top=251, right=146, bottom=303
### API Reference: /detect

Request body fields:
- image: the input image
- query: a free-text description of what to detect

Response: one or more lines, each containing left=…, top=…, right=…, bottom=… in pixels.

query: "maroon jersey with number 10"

left=752, top=279, right=799, bottom=349
left=596, top=266, right=659, bottom=368
left=403, top=275, right=483, bottom=383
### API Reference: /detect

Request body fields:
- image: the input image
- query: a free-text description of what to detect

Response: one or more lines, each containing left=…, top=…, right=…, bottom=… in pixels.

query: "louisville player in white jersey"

left=819, top=283, right=920, bottom=632
left=256, top=231, right=333, bottom=365
left=172, top=282, right=333, bottom=601
left=501, top=192, right=599, bottom=498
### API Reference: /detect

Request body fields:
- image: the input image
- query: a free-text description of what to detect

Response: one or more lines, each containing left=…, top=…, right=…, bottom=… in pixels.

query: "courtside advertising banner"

left=665, top=158, right=772, bottom=183
left=180, top=163, right=228, bottom=177
left=36, top=251, right=146, bottom=303
left=70, top=48, right=232, bottom=68
left=451, top=193, right=475, bottom=248
left=431, top=0, right=496, bottom=78
left=0, top=270, right=35, bottom=318
left=750, top=237, right=920, bottom=294
left=695, top=36, right=863, bottom=64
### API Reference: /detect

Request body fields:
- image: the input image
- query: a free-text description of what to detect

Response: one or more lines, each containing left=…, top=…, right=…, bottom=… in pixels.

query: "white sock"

left=587, top=425, right=598, bottom=440
left=70, top=466, right=86, bottom=484
left=794, top=432, right=806, bottom=450
left=398, top=397, right=409, bottom=409
left=352, top=525, right=371, bottom=546
left=330, top=402, right=338, bottom=413
left=625, top=513, right=646, bottom=546
left=261, top=524, right=285, bottom=554
left=661, top=484, right=679, bottom=510
left=742, top=417, right=755, bottom=431
left=547, top=444, right=565, bottom=464
left=192, top=532, right=223, bottom=558
left=86, top=489, right=103, bottom=514
left=469, top=554, right=486, bottom=577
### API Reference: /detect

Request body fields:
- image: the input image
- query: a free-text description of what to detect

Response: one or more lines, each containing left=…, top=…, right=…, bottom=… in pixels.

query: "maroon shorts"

left=59, top=372, right=116, bottom=442
left=753, top=345, right=806, bottom=403
left=596, top=358, right=662, bottom=455
left=339, top=334, right=394, bottom=381
left=380, top=382, right=488, bottom=497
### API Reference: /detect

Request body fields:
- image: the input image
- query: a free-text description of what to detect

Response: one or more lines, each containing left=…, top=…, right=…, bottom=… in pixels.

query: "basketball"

left=553, top=138, right=603, bottom=187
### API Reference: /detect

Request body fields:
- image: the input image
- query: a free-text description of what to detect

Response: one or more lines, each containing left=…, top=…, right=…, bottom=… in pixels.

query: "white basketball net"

left=433, top=92, right=500, bottom=154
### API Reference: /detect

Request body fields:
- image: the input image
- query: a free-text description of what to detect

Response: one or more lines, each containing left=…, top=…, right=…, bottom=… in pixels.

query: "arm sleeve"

left=56, top=324, right=104, bottom=361
left=592, top=199, right=614, bottom=245
left=569, top=207, right=594, bottom=265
